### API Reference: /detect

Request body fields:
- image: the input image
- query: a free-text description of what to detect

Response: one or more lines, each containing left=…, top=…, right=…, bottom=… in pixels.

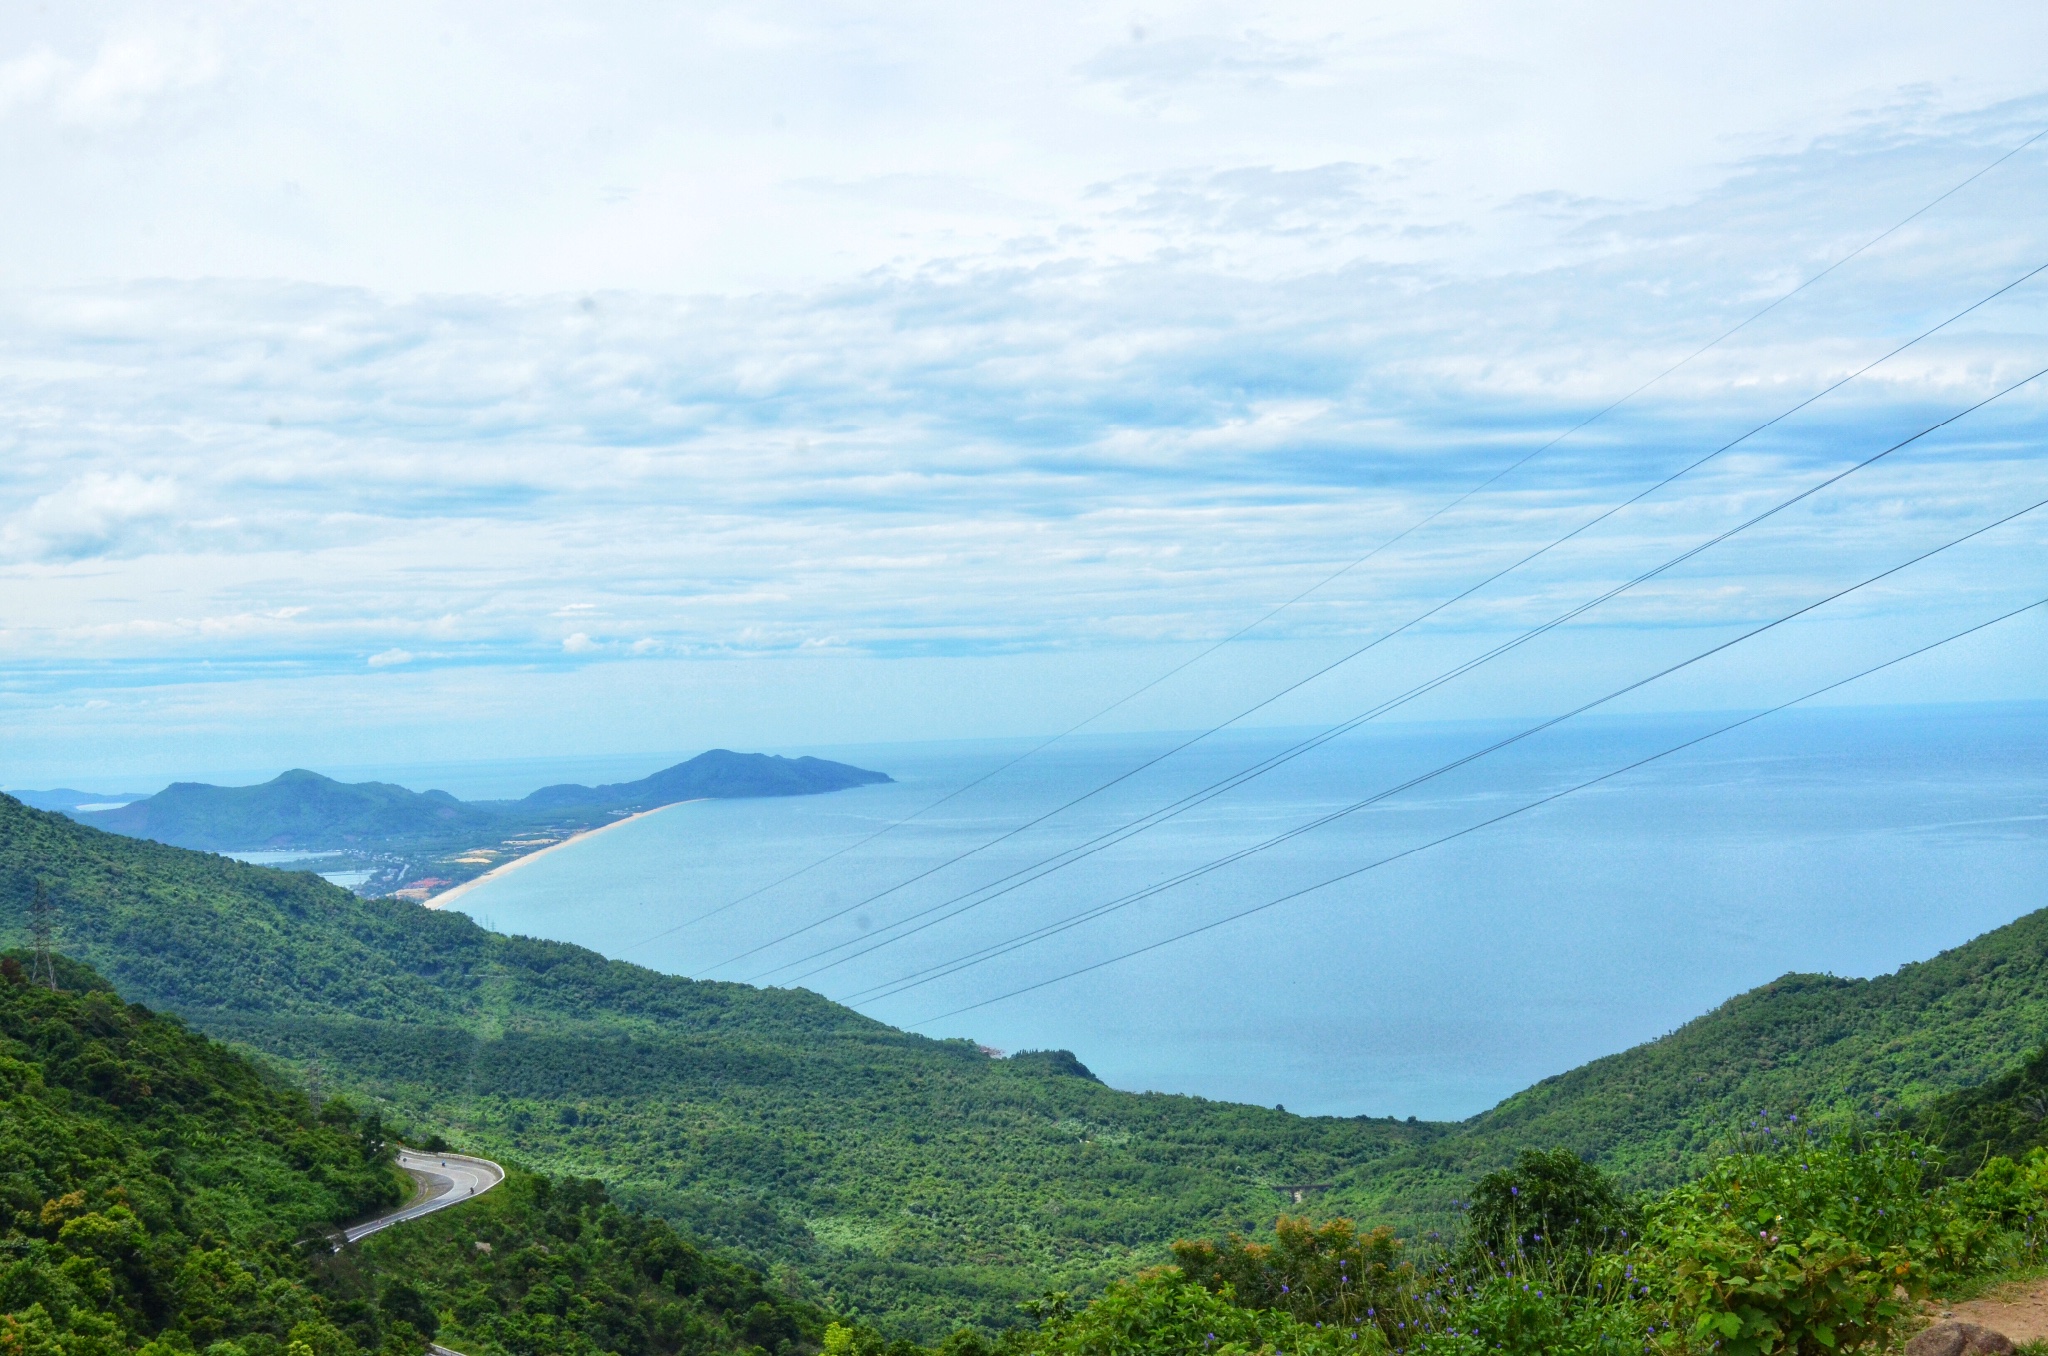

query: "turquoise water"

left=392, top=704, right=2045, bottom=1120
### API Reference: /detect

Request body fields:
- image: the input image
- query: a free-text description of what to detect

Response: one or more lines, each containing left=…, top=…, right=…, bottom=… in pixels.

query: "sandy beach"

left=423, top=799, right=700, bottom=909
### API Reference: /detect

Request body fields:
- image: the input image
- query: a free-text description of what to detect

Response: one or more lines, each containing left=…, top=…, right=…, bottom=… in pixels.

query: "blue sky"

left=2, top=1, right=2046, bottom=788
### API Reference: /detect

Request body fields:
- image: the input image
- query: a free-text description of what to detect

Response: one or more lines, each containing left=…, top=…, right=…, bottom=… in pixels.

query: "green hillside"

left=1342, top=918, right=2048, bottom=1223
left=0, top=794, right=1433, bottom=1339
left=9, top=788, right=2048, bottom=1338
left=0, top=950, right=834, bottom=1356
left=329, top=1163, right=837, bottom=1356
left=1901, top=1040, right=2048, bottom=1167
left=0, top=950, right=396, bottom=1355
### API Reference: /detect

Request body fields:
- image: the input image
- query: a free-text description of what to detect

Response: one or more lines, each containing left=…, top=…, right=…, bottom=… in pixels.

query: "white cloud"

left=1076, top=28, right=1329, bottom=105
left=0, top=48, right=66, bottom=114
left=0, top=31, right=220, bottom=126
left=1, top=472, right=183, bottom=562
left=0, top=2, right=2043, bottom=293
left=0, top=11, right=2039, bottom=756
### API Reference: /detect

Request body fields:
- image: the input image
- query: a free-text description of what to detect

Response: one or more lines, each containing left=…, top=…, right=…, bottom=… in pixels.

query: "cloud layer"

left=0, top=5, right=2045, bottom=780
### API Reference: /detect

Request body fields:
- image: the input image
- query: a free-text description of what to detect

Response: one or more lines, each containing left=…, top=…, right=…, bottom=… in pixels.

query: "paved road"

left=341, top=1148, right=505, bottom=1245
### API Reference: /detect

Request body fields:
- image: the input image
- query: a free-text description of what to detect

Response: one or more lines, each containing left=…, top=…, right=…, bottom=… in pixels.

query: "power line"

left=627, top=119, right=2048, bottom=961
left=917, top=587, right=2048, bottom=1024
left=738, top=265, right=2048, bottom=985
left=871, top=485, right=2048, bottom=1005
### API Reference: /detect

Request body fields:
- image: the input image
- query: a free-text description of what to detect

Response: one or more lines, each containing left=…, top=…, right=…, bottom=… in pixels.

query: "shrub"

left=1032, top=1268, right=1379, bottom=1356
left=1640, top=1134, right=1958, bottom=1356
left=1173, top=1216, right=1416, bottom=1336
left=1403, top=1272, right=1652, bottom=1356
left=1460, top=1150, right=1636, bottom=1272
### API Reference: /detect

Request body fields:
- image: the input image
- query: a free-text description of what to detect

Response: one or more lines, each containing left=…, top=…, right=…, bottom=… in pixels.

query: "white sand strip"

left=423, top=799, right=700, bottom=909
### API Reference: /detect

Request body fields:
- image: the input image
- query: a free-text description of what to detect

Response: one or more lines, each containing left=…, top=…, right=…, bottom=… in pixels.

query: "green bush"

left=1458, top=1149, right=1636, bottom=1276
left=1172, top=1216, right=1417, bottom=1337
left=1403, top=1272, right=1651, bottom=1356
left=1640, top=1134, right=1962, bottom=1356
left=331, top=1168, right=833, bottom=1356
left=1152, top=1128, right=2048, bottom=1356
left=1028, top=1268, right=1377, bottom=1356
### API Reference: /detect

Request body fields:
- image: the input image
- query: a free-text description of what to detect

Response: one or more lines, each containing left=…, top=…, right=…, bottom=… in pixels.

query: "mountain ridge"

left=510, top=748, right=893, bottom=812
left=77, top=749, right=893, bottom=852
left=62, top=749, right=893, bottom=898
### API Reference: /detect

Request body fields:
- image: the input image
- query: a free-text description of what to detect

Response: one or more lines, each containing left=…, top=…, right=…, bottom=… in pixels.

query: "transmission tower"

left=27, top=882, right=57, bottom=991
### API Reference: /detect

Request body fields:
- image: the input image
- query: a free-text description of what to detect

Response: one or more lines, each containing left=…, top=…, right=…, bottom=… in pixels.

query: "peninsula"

left=60, top=748, right=890, bottom=900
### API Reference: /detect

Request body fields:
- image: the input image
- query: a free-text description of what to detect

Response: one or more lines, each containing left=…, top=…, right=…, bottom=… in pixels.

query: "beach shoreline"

left=423, top=799, right=701, bottom=910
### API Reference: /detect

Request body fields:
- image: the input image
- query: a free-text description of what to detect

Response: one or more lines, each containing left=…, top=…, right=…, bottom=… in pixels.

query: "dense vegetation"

left=0, top=950, right=842, bottom=1356
left=1905, top=1042, right=2048, bottom=1169
left=1061, top=1128, right=2048, bottom=1356
left=1344, top=931, right=2048, bottom=1226
left=0, top=796, right=1433, bottom=1338
left=0, top=951, right=396, bottom=1356
left=328, top=1168, right=835, bottom=1356
left=10, top=790, right=2048, bottom=1338
left=20, top=943, right=2026, bottom=1356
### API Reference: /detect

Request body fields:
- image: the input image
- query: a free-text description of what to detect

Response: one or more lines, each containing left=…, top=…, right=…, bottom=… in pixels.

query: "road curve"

left=342, top=1148, right=506, bottom=1245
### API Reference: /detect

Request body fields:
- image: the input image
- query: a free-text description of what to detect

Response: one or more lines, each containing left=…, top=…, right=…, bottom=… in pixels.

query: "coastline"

left=423, top=799, right=701, bottom=910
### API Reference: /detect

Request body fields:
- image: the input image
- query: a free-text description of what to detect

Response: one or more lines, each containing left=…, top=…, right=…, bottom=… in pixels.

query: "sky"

left=3, top=0, right=2047, bottom=789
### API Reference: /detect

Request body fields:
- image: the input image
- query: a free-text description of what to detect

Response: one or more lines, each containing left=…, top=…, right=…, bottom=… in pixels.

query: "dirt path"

left=1936, top=1276, right=2048, bottom=1343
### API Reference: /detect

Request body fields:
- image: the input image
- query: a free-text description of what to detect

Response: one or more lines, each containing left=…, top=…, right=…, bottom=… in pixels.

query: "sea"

left=340, top=703, right=2046, bottom=1122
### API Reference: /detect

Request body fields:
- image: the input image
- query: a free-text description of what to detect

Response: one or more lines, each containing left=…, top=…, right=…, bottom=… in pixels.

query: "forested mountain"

left=7, top=790, right=2048, bottom=1337
left=83, top=769, right=502, bottom=851
left=1335, top=920, right=2048, bottom=1223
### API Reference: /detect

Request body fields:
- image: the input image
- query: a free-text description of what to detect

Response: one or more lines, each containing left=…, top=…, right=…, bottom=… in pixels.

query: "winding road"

left=330, top=1145, right=503, bottom=1356
left=343, top=1148, right=505, bottom=1244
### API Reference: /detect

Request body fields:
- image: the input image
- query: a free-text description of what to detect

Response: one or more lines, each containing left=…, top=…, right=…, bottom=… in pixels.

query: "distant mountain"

left=71, top=749, right=892, bottom=855
left=515, top=748, right=893, bottom=810
left=78, top=768, right=500, bottom=851
left=7, top=787, right=150, bottom=812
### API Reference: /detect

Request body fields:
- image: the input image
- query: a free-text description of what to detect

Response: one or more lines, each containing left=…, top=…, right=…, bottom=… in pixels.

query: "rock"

left=1906, top=1322, right=2015, bottom=1356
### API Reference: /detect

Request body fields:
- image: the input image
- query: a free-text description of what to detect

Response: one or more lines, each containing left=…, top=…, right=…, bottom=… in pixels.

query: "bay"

left=387, top=702, right=2045, bottom=1120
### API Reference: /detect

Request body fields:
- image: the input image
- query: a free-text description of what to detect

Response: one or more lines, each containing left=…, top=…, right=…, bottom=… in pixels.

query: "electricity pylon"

left=27, top=882, right=57, bottom=991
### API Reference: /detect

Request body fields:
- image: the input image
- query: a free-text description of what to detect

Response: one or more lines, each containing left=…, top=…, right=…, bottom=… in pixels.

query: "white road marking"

left=341, top=1149, right=506, bottom=1244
